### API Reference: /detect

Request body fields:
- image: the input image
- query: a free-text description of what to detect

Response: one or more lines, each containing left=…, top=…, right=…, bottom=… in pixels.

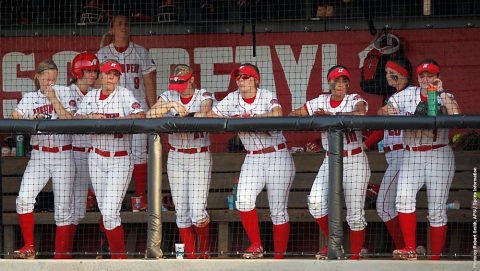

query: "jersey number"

left=388, top=129, right=401, bottom=136
left=114, top=134, right=124, bottom=139
left=194, top=132, right=205, bottom=139
left=134, top=77, right=140, bottom=89
left=345, top=131, right=358, bottom=144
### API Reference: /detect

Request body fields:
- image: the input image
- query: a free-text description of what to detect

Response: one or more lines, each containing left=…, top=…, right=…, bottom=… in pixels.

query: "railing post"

left=145, top=133, right=163, bottom=259
left=327, top=129, right=345, bottom=259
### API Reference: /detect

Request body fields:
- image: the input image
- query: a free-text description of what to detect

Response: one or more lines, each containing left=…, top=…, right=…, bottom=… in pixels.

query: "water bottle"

left=446, top=200, right=460, bottom=210
left=377, top=140, right=384, bottom=153
left=15, top=135, right=25, bottom=157
left=427, top=86, right=438, bottom=116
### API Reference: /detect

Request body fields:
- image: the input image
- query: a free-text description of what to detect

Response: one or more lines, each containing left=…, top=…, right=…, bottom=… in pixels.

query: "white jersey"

left=14, top=86, right=75, bottom=147
left=159, top=89, right=214, bottom=149
left=213, top=88, right=286, bottom=151
left=97, top=42, right=156, bottom=109
left=305, top=93, right=368, bottom=151
left=388, top=86, right=455, bottom=146
left=383, top=129, right=404, bottom=148
left=76, top=86, right=144, bottom=152
left=69, top=84, right=93, bottom=149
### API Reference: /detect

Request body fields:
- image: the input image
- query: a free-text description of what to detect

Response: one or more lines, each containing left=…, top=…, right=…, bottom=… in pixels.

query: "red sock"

left=133, top=163, right=147, bottom=197
left=398, top=212, right=416, bottom=249
left=54, top=225, right=72, bottom=259
left=179, top=227, right=197, bottom=259
left=385, top=216, right=405, bottom=249
left=316, top=215, right=329, bottom=239
left=349, top=229, right=365, bottom=260
left=273, top=223, right=290, bottom=259
left=194, top=223, right=210, bottom=256
left=18, top=212, right=34, bottom=247
left=67, top=224, right=77, bottom=256
left=429, top=225, right=447, bottom=260
left=105, top=225, right=127, bottom=259
left=239, top=210, right=262, bottom=247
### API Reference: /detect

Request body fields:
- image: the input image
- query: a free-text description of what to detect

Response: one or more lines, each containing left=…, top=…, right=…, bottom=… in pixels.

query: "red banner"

left=1, top=28, right=479, bottom=119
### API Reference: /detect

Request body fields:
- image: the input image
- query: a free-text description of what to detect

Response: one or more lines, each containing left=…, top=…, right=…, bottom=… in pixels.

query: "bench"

left=1, top=151, right=477, bottom=258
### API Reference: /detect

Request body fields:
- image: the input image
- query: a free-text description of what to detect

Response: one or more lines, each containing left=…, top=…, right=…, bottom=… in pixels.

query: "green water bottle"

left=16, top=135, right=25, bottom=157
left=427, top=86, right=438, bottom=116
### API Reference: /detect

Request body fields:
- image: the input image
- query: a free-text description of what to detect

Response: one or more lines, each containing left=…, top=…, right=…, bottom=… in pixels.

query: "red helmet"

left=71, top=52, right=99, bottom=79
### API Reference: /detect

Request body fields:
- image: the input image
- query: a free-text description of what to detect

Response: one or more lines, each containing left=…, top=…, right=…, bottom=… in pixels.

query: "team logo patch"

left=131, top=102, right=141, bottom=109
left=270, top=98, right=279, bottom=105
left=69, top=100, right=77, bottom=107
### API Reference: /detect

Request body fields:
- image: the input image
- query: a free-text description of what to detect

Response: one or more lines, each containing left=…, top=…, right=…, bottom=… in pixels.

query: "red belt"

left=384, top=144, right=404, bottom=153
left=247, top=143, right=286, bottom=155
left=73, top=146, right=92, bottom=152
left=169, top=146, right=209, bottom=154
left=94, top=148, right=129, bottom=157
left=405, top=144, right=447, bottom=152
left=33, top=144, right=72, bottom=153
left=327, top=147, right=363, bottom=157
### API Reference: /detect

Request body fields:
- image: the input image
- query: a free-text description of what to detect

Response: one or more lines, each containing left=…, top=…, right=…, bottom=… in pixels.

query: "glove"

left=414, top=101, right=428, bottom=116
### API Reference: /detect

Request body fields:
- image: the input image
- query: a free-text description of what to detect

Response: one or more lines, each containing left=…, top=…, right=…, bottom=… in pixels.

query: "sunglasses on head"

left=235, top=74, right=253, bottom=80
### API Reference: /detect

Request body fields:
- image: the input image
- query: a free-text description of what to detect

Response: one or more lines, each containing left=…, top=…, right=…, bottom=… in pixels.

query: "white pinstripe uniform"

left=75, top=86, right=144, bottom=230
left=388, top=86, right=456, bottom=227
left=376, top=129, right=404, bottom=222
left=306, top=93, right=371, bottom=231
left=14, top=86, right=75, bottom=226
left=97, top=42, right=156, bottom=164
left=213, top=88, right=295, bottom=225
left=159, top=89, right=214, bottom=228
left=69, top=84, right=93, bottom=225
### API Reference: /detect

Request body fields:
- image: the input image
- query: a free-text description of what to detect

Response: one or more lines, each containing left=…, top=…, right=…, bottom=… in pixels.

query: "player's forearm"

left=257, top=107, right=283, bottom=117
left=205, top=110, right=222, bottom=118
left=440, top=93, right=461, bottom=115
left=143, top=72, right=157, bottom=108
left=50, top=99, right=74, bottom=119
left=124, top=112, right=146, bottom=119
left=146, top=101, right=172, bottom=118
left=10, top=110, right=25, bottom=119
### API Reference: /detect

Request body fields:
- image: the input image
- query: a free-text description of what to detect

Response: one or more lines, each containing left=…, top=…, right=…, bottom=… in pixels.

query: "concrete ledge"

left=0, top=259, right=476, bottom=271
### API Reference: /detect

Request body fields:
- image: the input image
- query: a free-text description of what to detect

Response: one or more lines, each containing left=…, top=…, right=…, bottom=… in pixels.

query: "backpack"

left=360, top=33, right=403, bottom=96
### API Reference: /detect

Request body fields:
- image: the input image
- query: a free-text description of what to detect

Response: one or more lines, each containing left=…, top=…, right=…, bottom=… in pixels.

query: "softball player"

left=10, top=60, right=76, bottom=259
left=97, top=15, right=156, bottom=210
left=381, top=59, right=461, bottom=260
left=290, top=65, right=370, bottom=260
left=205, top=63, right=295, bottom=260
left=363, top=58, right=413, bottom=251
left=147, top=64, right=213, bottom=259
left=75, top=60, right=145, bottom=259
left=65, top=52, right=100, bottom=257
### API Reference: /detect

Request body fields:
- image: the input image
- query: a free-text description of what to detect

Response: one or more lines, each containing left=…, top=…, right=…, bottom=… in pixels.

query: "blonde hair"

left=34, top=59, right=58, bottom=90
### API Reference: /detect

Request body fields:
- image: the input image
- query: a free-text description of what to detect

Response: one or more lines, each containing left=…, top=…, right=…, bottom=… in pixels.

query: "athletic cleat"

left=315, top=245, right=328, bottom=260
left=242, top=245, right=264, bottom=259
left=13, top=245, right=35, bottom=259
left=393, top=247, right=417, bottom=260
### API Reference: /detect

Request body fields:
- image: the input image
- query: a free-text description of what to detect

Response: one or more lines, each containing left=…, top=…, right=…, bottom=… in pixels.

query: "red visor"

left=168, top=72, right=193, bottom=92
left=386, top=61, right=409, bottom=77
left=327, top=67, right=351, bottom=81
left=231, top=65, right=260, bottom=81
left=100, top=62, right=122, bottom=75
left=416, top=63, right=440, bottom=76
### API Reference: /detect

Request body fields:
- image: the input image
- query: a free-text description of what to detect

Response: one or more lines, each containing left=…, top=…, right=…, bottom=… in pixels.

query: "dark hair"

left=388, top=56, right=413, bottom=82
left=109, top=15, right=130, bottom=29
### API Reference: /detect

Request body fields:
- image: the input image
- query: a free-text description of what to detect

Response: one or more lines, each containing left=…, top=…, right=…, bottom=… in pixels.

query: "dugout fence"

left=0, top=116, right=478, bottom=259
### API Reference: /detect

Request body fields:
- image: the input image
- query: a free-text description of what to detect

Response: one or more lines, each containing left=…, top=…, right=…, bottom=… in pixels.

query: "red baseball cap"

left=100, top=61, right=122, bottom=74
left=231, top=64, right=260, bottom=81
left=416, top=62, right=440, bottom=76
left=327, top=66, right=351, bottom=81
left=168, top=64, right=193, bottom=93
